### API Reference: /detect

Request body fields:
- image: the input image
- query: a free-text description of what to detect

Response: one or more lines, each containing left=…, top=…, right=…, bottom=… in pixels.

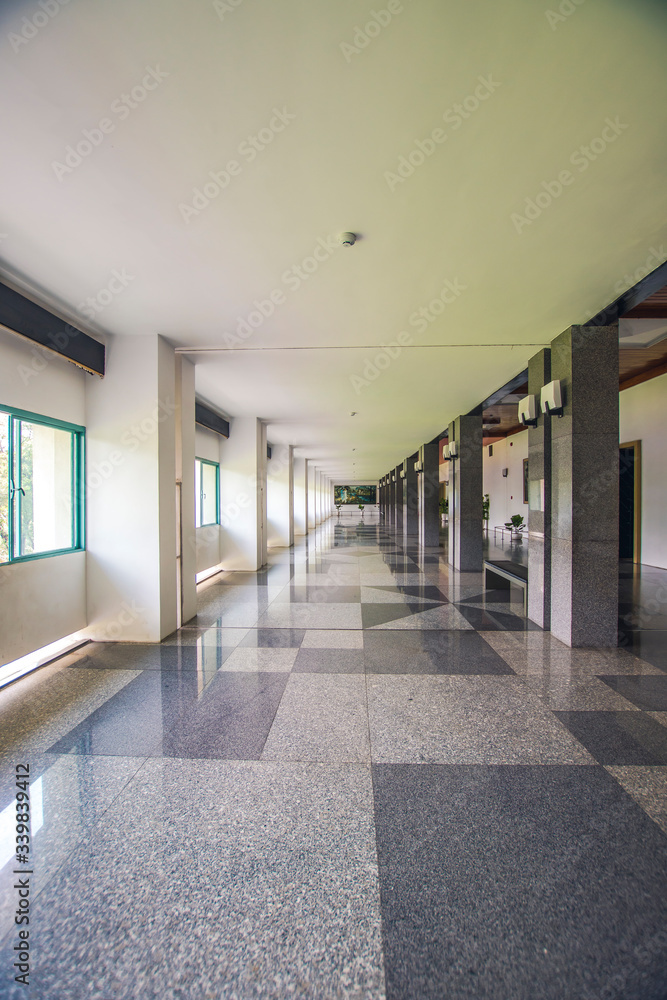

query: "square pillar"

left=218, top=416, right=266, bottom=571
left=175, top=355, right=197, bottom=625
left=420, top=440, right=440, bottom=548
left=527, top=349, right=552, bottom=629
left=405, top=453, right=419, bottom=538
left=395, top=464, right=404, bottom=535
left=86, top=334, right=178, bottom=642
left=447, top=415, right=483, bottom=570
left=267, top=444, right=294, bottom=548
left=307, top=462, right=316, bottom=531
left=293, top=456, right=307, bottom=536
left=550, top=324, right=619, bottom=647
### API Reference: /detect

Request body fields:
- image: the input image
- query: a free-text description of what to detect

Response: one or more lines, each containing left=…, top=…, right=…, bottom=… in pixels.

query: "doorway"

left=619, top=441, right=641, bottom=562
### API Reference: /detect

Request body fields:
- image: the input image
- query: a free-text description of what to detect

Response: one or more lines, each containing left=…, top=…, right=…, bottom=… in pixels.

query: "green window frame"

left=0, top=404, right=85, bottom=565
left=195, top=458, right=219, bottom=528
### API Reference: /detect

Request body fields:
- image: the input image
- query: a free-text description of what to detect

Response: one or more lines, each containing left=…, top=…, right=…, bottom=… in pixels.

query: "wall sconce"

left=448, top=441, right=458, bottom=461
left=442, top=445, right=451, bottom=462
left=414, top=460, right=423, bottom=473
left=541, top=380, right=564, bottom=417
left=391, top=475, right=396, bottom=482
left=518, top=394, right=538, bottom=427
left=399, top=469, right=405, bottom=478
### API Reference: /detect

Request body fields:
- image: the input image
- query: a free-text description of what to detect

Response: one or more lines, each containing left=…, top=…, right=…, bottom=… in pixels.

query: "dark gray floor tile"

left=370, top=585, right=449, bottom=603
left=361, top=604, right=434, bottom=629
left=160, top=672, right=289, bottom=759
left=67, top=642, right=211, bottom=671
left=373, top=763, right=667, bottom=1000
left=599, top=675, right=667, bottom=711
left=293, top=649, right=365, bottom=673
left=240, top=628, right=306, bottom=648
left=617, top=631, right=667, bottom=671
left=47, top=671, right=167, bottom=756
left=555, top=711, right=667, bottom=765
left=455, top=606, right=541, bottom=631
left=364, top=631, right=514, bottom=675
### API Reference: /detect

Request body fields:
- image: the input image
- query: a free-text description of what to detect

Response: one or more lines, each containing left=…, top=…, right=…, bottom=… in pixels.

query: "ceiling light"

left=339, top=232, right=357, bottom=247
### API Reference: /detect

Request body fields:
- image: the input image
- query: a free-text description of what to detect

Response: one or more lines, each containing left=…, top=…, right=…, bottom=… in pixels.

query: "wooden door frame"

left=619, top=440, right=642, bottom=564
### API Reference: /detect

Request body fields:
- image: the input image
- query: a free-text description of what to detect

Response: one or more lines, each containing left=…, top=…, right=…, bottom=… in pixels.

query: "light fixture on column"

left=391, top=474, right=396, bottom=482
left=518, top=394, right=538, bottom=427
left=541, top=380, right=564, bottom=417
left=442, top=445, right=451, bottom=462
left=414, top=460, right=423, bottom=473
left=399, top=469, right=405, bottom=478
left=448, top=441, right=458, bottom=461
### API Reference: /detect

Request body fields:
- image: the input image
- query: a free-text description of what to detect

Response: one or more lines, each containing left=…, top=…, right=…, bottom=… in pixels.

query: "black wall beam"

left=0, top=281, right=105, bottom=376
left=195, top=401, right=230, bottom=438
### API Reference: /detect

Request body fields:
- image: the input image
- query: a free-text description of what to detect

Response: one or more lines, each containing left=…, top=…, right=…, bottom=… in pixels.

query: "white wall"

left=620, top=371, right=667, bottom=569
left=483, top=431, right=529, bottom=530
left=0, top=328, right=87, bottom=665
left=194, top=425, right=222, bottom=574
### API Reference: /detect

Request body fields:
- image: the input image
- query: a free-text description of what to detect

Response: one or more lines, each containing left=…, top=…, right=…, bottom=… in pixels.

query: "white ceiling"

left=1, top=0, right=666, bottom=479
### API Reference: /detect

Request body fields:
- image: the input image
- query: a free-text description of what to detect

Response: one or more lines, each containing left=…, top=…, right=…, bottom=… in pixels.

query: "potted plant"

left=504, top=513, right=525, bottom=541
left=439, top=497, right=448, bottom=524
left=482, top=493, right=490, bottom=532
left=358, top=504, right=365, bottom=517
left=335, top=503, right=342, bottom=517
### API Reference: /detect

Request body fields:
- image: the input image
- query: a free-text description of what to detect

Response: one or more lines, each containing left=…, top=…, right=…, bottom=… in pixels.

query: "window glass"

left=0, top=413, right=8, bottom=563
left=201, top=462, right=218, bottom=526
left=0, top=406, right=83, bottom=564
left=18, top=421, right=73, bottom=556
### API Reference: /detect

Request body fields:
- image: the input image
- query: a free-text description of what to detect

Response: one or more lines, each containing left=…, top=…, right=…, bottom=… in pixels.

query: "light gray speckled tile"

left=606, top=765, right=667, bottom=834
left=520, top=670, right=642, bottom=711
left=301, top=630, right=365, bottom=649
left=219, top=647, right=298, bottom=672
left=262, top=674, right=370, bottom=762
left=367, top=676, right=595, bottom=765
left=193, top=604, right=263, bottom=628
left=256, top=603, right=363, bottom=630
left=161, top=626, right=250, bottom=646
left=0, top=760, right=385, bottom=1000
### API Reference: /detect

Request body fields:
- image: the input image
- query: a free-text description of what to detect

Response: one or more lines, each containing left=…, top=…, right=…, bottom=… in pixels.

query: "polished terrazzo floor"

left=1, top=516, right=666, bottom=999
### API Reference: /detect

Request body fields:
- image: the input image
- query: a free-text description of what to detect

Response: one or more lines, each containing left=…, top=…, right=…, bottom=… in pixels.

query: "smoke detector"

left=339, top=232, right=357, bottom=247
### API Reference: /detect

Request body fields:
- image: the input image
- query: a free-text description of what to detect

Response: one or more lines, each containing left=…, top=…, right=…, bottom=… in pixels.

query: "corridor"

left=1, top=518, right=666, bottom=999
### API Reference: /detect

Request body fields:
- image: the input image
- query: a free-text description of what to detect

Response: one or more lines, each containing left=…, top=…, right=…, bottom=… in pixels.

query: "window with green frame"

left=0, top=405, right=85, bottom=564
left=195, top=458, right=219, bottom=528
